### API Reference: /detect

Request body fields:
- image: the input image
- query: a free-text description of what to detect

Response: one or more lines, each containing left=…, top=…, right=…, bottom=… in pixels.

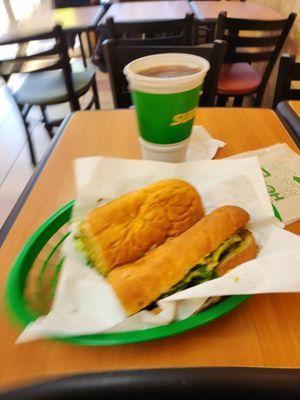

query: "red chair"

left=215, top=11, right=296, bottom=107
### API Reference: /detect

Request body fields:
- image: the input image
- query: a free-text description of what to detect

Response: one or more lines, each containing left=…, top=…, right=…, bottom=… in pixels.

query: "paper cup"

left=139, top=137, right=189, bottom=163
left=124, top=53, right=210, bottom=145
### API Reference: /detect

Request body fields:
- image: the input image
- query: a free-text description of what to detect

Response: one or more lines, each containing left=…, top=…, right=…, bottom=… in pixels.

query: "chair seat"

left=217, top=63, right=262, bottom=95
left=14, top=69, right=95, bottom=105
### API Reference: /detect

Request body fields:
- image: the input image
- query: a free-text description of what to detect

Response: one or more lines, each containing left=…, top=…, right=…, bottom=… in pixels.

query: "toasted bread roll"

left=108, top=205, right=250, bottom=315
left=77, top=179, right=203, bottom=275
left=216, top=230, right=258, bottom=276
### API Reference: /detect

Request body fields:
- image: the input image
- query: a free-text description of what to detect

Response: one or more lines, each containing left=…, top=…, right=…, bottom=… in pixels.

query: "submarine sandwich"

left=108, top=206, right=258, bottom=315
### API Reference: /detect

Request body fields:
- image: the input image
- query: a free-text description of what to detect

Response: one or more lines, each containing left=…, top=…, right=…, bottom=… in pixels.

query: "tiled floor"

left=0, top=82, right=48, bottom=227
left=0, top=62, right=113, bottom=229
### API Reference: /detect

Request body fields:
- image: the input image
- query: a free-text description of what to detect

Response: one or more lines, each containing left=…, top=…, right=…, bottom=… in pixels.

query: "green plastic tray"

left=6, top=201, right=249, bottom=346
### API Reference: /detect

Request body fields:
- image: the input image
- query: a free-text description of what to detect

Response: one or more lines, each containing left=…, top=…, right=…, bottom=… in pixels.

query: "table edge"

left=63, top=5, right=107, bottom=33
left=98, top=1, right=195, bottom=25
left=0, top=107, right=298, bottom=246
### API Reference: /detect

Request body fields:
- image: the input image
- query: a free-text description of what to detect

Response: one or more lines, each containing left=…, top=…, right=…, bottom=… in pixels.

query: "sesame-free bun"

left=78, top=179, right=204, bottom=275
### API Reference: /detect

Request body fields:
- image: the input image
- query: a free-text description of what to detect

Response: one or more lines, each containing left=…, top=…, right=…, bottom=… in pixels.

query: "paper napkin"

left=187, top=125, right=225, bottom=160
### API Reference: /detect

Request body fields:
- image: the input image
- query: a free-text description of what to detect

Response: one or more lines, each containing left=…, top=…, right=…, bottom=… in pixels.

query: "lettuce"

left=163, top=264, right=215, bottom=297
left=163, top=233, right=242, bottom=297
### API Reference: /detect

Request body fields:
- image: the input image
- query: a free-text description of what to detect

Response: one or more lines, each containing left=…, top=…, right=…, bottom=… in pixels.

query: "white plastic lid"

left=124, top=53, right=210, bottom=94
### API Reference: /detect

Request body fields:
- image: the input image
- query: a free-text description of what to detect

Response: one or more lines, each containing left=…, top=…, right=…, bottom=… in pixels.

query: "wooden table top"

left=0, top=108, right=300, bottom=389
left=190, top=1, right=283, bottom=22
left=100, top=1, right=193, bottom=23
left=289, top=101, right=300, bottom=116
left=0, top=5, right=105, bottom=44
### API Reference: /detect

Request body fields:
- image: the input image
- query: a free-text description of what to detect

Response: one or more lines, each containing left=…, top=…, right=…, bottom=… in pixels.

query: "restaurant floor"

left=0, top=61, right=113, bottom=228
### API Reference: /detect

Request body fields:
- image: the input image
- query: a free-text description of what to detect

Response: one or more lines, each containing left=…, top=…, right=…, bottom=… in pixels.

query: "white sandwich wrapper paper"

left=17, top=157, right=300, bottom=343
left=187, top=125, right=226, bottom=160
left=228, top=143, right=300, bottom=225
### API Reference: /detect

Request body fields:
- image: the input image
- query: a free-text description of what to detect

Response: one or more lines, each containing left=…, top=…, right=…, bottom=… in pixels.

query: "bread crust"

left=216, top=230, right=258, bottom=276
left=79, top=179, right=203, bottom=275
left=108, top=205, right=250, bottom=315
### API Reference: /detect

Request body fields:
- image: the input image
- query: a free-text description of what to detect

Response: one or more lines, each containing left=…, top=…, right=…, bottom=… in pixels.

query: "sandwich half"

left=108, top=206, right=257, bottom=315
left=75, top=179, right=204, bottom=276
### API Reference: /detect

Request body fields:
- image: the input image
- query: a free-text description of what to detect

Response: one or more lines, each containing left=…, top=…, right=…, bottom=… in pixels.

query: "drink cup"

left=124, top=53, right=209, bottom=162
left=139, top=137, right=190, bottom=163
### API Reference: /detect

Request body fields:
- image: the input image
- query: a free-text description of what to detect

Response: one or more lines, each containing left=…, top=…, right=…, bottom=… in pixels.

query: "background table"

left=0, top=5, right=106, bottom=68
left=100, top=1, right=192, bottom=23
left=190, top=1, right=283, bottom=22
left=0, top=108, right=299, bottom=389
left=0, top=5, right=105, bottom=44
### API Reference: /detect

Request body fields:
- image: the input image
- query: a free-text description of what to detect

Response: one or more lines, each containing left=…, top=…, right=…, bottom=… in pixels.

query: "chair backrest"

left=273, top=54, right=300, bottom=108
left=216, top=12, right=297, bottom=105
left=103, top=38, right=227, bottom=108
left=0, top=25, right=79, bottom=110
left=105, top=13, right=197, bottom=46
left=92, top=14, right=197, bottom=70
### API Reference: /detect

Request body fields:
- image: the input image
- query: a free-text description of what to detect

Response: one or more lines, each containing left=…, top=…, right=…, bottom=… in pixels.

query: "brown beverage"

left=137, top=65, right=201, bottom=78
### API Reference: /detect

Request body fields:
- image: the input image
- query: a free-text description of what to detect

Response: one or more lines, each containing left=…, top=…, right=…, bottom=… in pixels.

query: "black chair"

left=1, top=368, right=300, bottom=400
left=0, top=39, right=57, bottom=82
left=0, top=25, right=100, bottom=166
left=274, top=54, right=300, bottom=144
left=93, top=14, right=198, bottom=70
left=105, top=13, right=197, bottom=45
left=273, top=54, right=300, bottom=108
left=215, top=12, right=296, bottom=107
left=103, top=38, right=227, bottom=108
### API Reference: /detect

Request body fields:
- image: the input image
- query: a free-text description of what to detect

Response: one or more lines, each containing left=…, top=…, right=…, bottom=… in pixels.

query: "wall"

left=248, top=0, right=300, bottom=106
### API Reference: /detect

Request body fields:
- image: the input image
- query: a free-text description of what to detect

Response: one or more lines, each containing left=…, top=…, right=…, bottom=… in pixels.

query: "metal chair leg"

left=216, top=95, right=228, bottom=106
left=92, top=76, right=100, bottom=110
left=233, top=96, right=244, bottom=107
left=86, top=31, right=93, bottom=56
left=17, top=103, right=36, bottom=166
left=70, top=97, right=81, bottom=112
left=253, top=92, right=263, bottom=107
left=21, top=114, right=37, bottom=166
left=21, top=103, right=31, bottom=119
left=78, top=33, right=87, bottom=69
left=206, top=23, right=216, bottom=42
left=40, top=106, right=54, bottom=139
